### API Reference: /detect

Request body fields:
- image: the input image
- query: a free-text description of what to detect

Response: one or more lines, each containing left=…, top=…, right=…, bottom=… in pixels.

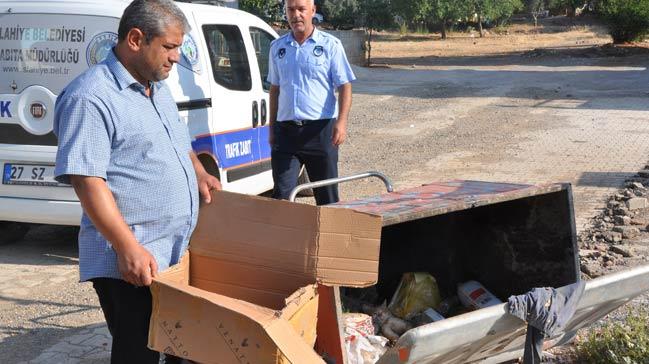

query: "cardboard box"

left=148, top=191, right=383, bottom=364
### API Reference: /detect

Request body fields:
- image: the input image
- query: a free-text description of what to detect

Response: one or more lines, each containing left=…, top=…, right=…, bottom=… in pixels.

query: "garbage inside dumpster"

left=388, top=272, right=442, bottom=320
left=457, top=280, right=503, bottom=310
left=334, top=180, right=649, bottom=364
left=342, top=313, right=389, bottom=364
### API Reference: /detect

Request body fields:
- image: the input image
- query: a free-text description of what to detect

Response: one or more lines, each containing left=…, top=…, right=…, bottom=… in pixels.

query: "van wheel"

left=0, top=222, right=30, bottom=245
left=297, top=166, right=314, bottom=197
left=198, top=154, right=221, bottom=181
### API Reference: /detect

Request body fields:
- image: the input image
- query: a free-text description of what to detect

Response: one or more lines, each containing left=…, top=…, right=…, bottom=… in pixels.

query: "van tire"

left=297, top=166, right=314, bottom=197
left=198, top=154, right=221, bottom=181
left=0, top=222, right=30, bottom=245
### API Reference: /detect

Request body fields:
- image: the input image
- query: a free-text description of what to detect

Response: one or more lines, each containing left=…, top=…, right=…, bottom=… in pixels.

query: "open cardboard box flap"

left=190, top=191, right=383, bottom=295
left=149, top=191, right=383, bottom=363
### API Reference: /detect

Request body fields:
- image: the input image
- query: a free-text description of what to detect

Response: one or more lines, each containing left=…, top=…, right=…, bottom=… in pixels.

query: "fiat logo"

left=30, top=102, right=46, bottom=119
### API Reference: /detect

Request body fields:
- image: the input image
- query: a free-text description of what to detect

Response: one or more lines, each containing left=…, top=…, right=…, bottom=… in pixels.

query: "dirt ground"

left=370, top=16, right=648, bottom=66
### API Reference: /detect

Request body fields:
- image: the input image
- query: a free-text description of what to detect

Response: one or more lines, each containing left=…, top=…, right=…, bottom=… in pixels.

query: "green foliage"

left=485, top=0, right=524, bottom=25
left=598, top=0, right=649, bottom=43
left=428, top=0, right=465, bottom=26
left=240, top=0, right=282, bottom=22
left=466, top=0, right=524, bottom=25
left=358, top=0, right=394, bottom=31
left=526, top=0, right=545, bottom=12
left=323, top=0, right=358, bottom=29
left=576, top=309, right=649, bottom=364
left=425, top=0, right=466, bottom=38
left=548, top=0, right=585, bottom=15
left=391, top=0, right=433, bottom=26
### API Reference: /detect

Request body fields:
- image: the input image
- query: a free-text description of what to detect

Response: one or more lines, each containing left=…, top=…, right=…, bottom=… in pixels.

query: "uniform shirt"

left=54, top=50, right=199, bottom=282
left=268, top=28, right=356, bottom=122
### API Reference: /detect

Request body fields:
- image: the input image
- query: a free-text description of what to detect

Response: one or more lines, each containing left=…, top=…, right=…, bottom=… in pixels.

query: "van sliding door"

left=195, top=24, right=269, bottom=187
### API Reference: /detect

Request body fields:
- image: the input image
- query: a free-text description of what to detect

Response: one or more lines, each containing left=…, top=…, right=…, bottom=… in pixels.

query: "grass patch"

left=575, top=308, right=649, bottom=364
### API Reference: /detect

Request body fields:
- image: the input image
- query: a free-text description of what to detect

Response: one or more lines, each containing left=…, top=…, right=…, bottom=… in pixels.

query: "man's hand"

left=268, top=124, right=274, bottom=146
left=116, top=242, right=158, bottom=286
left=332, top=118, right=347, bottom=146
left=197, top=171, right=222, bottom=204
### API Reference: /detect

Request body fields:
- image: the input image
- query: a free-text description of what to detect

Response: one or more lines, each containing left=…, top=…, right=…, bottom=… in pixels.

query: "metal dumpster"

left=311, top=179, right=649, bottom=364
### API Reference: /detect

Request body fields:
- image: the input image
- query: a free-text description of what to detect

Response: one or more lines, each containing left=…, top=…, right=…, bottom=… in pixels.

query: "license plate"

left=2, top=163, right=64, bottom=187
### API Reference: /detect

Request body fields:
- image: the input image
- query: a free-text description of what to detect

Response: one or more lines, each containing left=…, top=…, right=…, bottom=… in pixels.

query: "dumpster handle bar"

left=289, top=171, right=394, bottom=202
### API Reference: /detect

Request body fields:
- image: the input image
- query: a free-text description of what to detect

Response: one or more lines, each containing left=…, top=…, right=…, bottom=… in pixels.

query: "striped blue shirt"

left=54, top=50, right=199, bottom=282
left=267, top=28, right=356, bottom=122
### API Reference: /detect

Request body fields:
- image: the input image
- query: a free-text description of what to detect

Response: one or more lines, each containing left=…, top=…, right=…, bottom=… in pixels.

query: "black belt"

left=278, top=118, right=331, bottom=127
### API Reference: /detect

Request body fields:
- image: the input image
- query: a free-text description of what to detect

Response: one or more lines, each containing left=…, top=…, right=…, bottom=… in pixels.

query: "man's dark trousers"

left=92, top=278, right=182, bottom=364
left=271, top=119, right=339, bottom=205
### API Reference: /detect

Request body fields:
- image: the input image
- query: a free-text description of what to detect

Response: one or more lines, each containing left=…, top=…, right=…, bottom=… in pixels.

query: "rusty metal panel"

left=334, top=180, right=566, bottom=226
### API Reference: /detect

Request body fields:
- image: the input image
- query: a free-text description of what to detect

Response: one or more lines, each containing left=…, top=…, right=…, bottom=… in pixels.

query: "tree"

left=391, top=0, right=433, bottom=30
left=240, top=0, right=282, bottom=22
left=465, top=0, right=523, bottom=37
left=428, top=0, right=466, bottom=39
left=598, top=0, right=649, bottom=43
left=548, top=0, right=586, bottom=16
left=357, top=0, right=394, bottom=65
left=485, top=0, right=524, bottom=26
left=527, top=0, right=546, bottom=27
left=323, top=0, right=359, bottom=29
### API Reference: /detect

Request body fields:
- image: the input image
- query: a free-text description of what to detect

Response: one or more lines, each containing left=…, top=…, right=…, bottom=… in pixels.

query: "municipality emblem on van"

left=86, top=32, right=118, bottom=67
left=181, top=34, right=199, bottom=66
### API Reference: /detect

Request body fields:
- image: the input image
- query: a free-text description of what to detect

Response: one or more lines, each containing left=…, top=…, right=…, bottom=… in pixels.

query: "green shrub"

left=575, top=308, right=649, bottom=364
left=599, top=0, right=649, bottom=43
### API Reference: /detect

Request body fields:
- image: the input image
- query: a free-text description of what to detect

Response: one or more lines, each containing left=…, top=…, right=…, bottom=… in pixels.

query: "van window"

left=203, top=24, right=252, bottom=91
left=249, top=28, right=275, bottom=92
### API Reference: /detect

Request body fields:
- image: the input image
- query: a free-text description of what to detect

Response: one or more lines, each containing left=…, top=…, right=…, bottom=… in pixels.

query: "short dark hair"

left=118, top=0, right=190, bottom=43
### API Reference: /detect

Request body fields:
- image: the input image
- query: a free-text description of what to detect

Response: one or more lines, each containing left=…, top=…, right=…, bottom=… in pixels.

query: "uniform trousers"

left=271, top=118, right=339, bottom=205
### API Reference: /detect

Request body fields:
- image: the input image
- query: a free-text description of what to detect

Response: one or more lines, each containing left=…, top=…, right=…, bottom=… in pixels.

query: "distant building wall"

left=277, top=29, right=367, bottom=66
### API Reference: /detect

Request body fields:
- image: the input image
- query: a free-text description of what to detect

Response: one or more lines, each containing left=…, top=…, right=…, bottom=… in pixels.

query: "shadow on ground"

left=576, top=172, right=636, bottom=188
left=0, top=224, right=79, bottom=266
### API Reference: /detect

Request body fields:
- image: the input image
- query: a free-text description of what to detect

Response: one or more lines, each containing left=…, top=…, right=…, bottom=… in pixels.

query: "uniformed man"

left=268, top=0, right=355, bottom=205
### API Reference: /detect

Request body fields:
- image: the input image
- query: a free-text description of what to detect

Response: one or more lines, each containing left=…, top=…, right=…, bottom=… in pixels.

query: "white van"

left=0, top=0, right=277, bottom=237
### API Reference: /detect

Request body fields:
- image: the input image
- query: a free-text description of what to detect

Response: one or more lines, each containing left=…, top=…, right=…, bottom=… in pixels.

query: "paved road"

left=1, top=53, right=649, bottom=363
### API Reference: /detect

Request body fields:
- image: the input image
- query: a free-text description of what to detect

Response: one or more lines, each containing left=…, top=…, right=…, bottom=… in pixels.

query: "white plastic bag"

left=344, top=327, right=389, bottom=364
left=343, top=313, right=389, bottom=364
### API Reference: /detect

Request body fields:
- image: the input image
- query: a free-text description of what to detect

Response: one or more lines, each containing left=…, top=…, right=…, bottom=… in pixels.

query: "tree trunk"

left=366, top=28, right=373, bottom=67
left=477, top=13, right=484, bottom=38
left=532, top=14, right=538, bottom=27
left=567, top=6, right=576, bottom=17
left=441, top=20, right=447, bottom=40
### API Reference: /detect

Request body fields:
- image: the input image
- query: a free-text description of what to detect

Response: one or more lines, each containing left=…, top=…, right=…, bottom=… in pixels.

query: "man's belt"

left=278, top=118, right=332, bottom=127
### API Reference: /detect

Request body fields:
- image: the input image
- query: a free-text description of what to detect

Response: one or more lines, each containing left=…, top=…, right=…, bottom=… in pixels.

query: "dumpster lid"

left=189, top=191, right=383, bottom=291
left=333, top=180, right=568, bottom=226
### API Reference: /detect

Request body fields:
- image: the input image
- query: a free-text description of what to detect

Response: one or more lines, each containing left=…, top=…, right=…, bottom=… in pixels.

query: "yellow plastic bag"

left=388, top=272, right=442, bottom=319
